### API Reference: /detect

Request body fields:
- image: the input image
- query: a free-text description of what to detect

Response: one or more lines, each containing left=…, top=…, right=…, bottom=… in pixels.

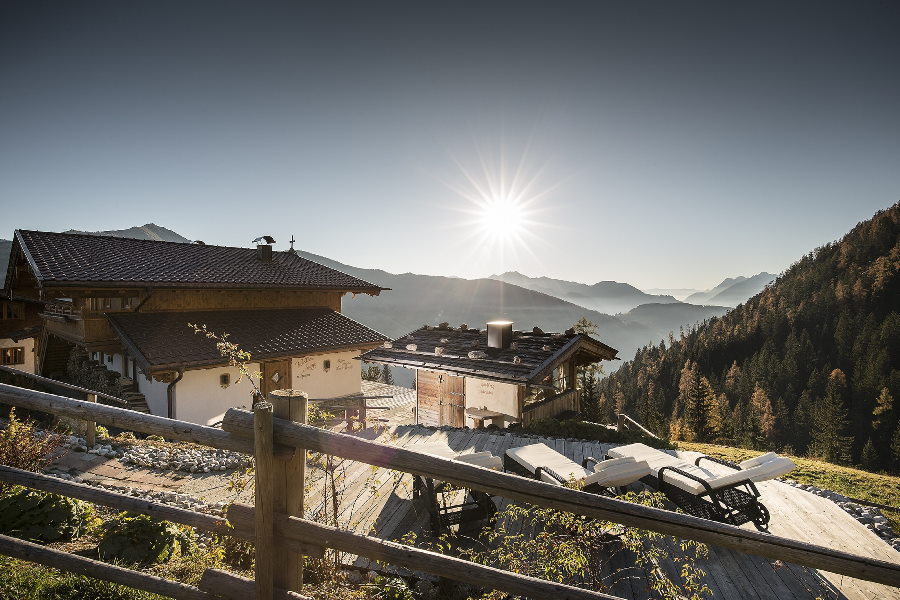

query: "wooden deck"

left=303, top=425, right=900, bottom=599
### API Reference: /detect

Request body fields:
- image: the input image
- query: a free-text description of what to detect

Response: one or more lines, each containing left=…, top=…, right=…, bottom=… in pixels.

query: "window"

left=1, top=302, right=24, bottom=320
left=1, top=347, right=25, bottom=365
left=220, top=373, right=230, bottom=387
left=323, top=359, right=331, bottom=371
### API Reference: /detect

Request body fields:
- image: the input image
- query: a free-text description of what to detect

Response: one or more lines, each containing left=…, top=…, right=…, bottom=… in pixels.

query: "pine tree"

left=809, top=369, right=853, bottom=463
left=573, top=318, right=603, bottom=420
left=381, top=365, right=394, bottom=385
left=891, top=425, right=900, bottom=470
left=860, top=438, right=879, bottom=471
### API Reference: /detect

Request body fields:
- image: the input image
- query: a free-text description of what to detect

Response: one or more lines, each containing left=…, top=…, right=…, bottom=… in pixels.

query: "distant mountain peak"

left=63, top=223, right=191, bottom=244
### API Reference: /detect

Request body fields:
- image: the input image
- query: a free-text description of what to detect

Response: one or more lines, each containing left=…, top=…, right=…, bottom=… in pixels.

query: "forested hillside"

left=598, top=203, right=900, bottom=471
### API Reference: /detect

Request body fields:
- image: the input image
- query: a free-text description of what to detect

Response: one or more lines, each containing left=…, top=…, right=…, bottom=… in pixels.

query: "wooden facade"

left=415, top=371, right=466, bottom=427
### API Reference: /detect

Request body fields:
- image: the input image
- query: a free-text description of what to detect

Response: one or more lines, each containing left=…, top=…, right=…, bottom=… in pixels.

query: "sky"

left=1, top=1, right=898, bottom=291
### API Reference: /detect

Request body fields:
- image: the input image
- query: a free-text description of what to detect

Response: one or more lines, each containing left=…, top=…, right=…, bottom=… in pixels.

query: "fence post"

left=254, top=401, right=275, bottom=600
left=616, top=413, right=625, bottom=433
left=85, top=393, right=97, bottom=448
left=269, top=389, right=307, bottom=591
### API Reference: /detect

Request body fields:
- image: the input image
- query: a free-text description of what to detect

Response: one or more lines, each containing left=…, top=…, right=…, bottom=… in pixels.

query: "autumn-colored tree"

left=749, top=384, right=776, bottom=446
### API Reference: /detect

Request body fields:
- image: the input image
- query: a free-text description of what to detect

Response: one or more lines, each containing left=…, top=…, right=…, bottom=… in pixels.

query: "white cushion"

left=585, top=459, right=652, bottom=487
left=454, top=452, right=502, bottom=471
left=738, top=452, right=779, bottom=470
left=609, top=443, right=716, bottom=494
left=506, top=443, right=591, bottom=483
left=747, top=456, right=796, bottom=481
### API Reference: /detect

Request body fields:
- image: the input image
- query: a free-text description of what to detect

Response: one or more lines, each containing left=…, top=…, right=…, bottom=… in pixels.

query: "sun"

left=479, top=195, right=526, bottom=240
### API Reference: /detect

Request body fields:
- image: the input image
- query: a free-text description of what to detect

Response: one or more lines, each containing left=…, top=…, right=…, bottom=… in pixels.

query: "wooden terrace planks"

left=305, top=426, right=900, bottom=600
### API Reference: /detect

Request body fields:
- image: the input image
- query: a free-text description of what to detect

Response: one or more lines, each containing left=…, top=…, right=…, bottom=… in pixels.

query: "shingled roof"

left=9, top=230, right=385, bottom=292
left=360, top=325, right=617, bottom=385
left=107, top=308, right=389, bottom=372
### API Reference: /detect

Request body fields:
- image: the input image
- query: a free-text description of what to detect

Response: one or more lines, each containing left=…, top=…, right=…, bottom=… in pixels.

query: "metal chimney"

left=486, top=320, right=514, bottom=350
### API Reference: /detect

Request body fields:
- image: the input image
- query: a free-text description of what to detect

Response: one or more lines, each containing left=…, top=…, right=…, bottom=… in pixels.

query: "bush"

left=0, top=489, right=96, bottom=543
left=0, top=555, right=165, bottom=600
left=0, top=408, right=64, bottom=490
left=520, top=418, right=675, bottom=449
left=98, top=513, right=195, bottom=565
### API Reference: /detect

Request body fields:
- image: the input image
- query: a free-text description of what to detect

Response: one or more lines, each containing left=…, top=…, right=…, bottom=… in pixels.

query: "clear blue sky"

left=1, top=1, right=898, bottom=290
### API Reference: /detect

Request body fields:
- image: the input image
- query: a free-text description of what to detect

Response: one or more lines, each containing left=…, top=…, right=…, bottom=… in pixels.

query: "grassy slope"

left=679, top=442, right=900, bottom=532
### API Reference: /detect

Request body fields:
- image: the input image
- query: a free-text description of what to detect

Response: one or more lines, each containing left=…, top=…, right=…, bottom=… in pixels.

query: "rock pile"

left=63, top=435, right=252, bottom=474
left=120, top=445, right=253, bottom=473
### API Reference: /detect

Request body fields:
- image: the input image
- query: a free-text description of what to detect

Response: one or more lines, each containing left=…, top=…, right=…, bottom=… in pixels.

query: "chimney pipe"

left=256, top=244, right=273, bottom=261
left=487, top=321, right=513, bottom=350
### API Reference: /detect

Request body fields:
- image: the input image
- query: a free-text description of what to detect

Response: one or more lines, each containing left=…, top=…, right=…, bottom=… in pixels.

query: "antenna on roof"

left=289, top=235, right=295, bottom=251
left=252, top=235, right=276, bottom=245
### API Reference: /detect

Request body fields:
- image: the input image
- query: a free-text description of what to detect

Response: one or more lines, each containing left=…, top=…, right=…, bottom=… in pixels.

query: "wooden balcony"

left=522, top=388, right=580, bottom=426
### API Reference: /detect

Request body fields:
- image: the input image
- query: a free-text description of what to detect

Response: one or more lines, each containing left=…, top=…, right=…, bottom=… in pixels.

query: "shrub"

left=0, top=408, right=64, bottom=489
left=0, top=489, right=96, bottom=543
left=98, top=513, right=195, bottom=565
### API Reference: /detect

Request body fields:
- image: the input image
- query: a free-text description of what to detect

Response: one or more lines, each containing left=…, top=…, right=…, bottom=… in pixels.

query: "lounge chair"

left=608, top=443, right=795, bottom=531
left=411, top=444, right=501, bottom=535
left=504, top=442, right=651, bottom=495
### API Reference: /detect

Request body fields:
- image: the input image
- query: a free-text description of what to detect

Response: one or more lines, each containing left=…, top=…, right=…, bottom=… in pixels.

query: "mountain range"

left=683, top=272, right=777, bottom=306
left=2, top=223, right=739, bottom=377
left=488, top=271, right=680, bottom=315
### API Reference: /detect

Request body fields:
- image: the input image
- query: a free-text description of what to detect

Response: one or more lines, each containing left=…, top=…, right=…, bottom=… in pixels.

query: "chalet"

left=0, top=295, right=43, bottom=373
left=2, top=230, right=389, bottom=424
left=360, top=321, right=617, bottom=428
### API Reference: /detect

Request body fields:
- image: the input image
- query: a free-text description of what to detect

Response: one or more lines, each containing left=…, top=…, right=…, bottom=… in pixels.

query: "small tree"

left=381, top=364, right=394, bottom=386
left=860, top=438, right=879, bottom=471
left=573, top=318, right=604, bottom=419
left=361, top=364, right=382, bottom=382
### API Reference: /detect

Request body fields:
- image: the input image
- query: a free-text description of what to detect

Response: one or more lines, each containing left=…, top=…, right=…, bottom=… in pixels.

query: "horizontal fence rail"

left=228, top=503, right=621, bottom=600
left=1, top=383, right=898, bottom=592
left=0, top=365, right=127, bottom=405
left=221, top=407, right=900, bottom=588
left=616, top=413, right=660, bottom=439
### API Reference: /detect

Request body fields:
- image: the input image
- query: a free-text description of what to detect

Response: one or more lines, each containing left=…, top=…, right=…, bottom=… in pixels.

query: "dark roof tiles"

left=361, top=326, right=617, bottom=384
left=107, top=308, right=388, bottom=371
left=15, top=230, right=383, bottom=291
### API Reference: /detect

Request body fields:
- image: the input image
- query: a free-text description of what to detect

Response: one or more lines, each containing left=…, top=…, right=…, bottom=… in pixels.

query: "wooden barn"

left=361, top=321, right=617, bottom=428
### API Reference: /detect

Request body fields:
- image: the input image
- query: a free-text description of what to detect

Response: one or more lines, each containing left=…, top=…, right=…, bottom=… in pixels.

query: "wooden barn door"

left=261, top=359, right=292, bottom=397
left=439, top=374, right=466, bottom=428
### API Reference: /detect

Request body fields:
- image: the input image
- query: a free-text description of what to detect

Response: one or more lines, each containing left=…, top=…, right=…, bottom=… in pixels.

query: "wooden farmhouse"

left=361, top=321, right=617, bottom=428
left=2, top=230, right=388, bottom=424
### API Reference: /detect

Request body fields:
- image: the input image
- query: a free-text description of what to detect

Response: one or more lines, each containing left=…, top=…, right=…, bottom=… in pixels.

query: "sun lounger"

left=608, top=443, right=795, bottom=531
left=409, top=443, right=501, bottom=534
left=504, top=442, right=651, bottom=495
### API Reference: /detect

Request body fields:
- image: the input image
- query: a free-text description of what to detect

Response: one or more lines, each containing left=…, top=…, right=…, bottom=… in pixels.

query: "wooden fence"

left=0, top=381, right=899, bottom=599
left=0, top=365, right=126, bottom=448
left=616, top=413, right=661, bottom=440
left=522, top=388, right=580, bottom=425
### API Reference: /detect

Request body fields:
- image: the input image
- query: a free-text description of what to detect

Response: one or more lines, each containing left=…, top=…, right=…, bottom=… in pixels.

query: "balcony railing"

left=522, top=388, right=579, bottom=425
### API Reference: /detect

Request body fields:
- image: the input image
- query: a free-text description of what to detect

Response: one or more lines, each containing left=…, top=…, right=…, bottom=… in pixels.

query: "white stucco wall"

left=464, top=378, right=521, bottom=426
left=137, top=363, right=260, bottom=425
left=1, top=337, right=35, bottom=373
left=291, top=350, right=361, bottom=399
left=174, top=364, right=261, bottom=426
